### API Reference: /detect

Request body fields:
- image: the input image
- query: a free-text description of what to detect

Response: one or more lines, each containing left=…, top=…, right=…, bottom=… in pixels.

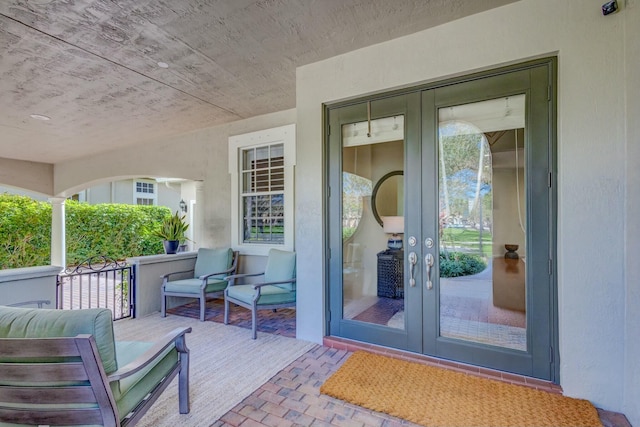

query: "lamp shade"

left=382, top=216, right=404, bottom=234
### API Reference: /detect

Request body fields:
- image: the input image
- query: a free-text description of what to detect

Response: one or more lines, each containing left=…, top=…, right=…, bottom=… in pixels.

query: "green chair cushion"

left=112, top=341, right=178, bottom=418
left=227, top=284, right=296, bottom=306
left=0, top=306, right=118, bottom=374
left=164, top=277, right=227, bottom=294
left=193, top=247, right=233, bottom=279
left=263, top=249, right=296, bottom=291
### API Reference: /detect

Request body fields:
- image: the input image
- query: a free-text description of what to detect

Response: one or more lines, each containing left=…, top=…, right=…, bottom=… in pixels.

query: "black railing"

left=57, top=256, right=134, bottom=320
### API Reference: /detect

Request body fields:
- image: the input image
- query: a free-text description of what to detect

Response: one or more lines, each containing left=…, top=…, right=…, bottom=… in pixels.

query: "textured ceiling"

left=0, top=0, right=515, bottom=163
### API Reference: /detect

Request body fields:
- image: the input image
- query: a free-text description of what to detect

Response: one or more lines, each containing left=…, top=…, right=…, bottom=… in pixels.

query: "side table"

left=377, top=249, right=404, bottom=299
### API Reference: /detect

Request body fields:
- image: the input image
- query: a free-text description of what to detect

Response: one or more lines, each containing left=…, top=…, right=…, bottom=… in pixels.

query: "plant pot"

left=163, top=240, right=180, bottom=255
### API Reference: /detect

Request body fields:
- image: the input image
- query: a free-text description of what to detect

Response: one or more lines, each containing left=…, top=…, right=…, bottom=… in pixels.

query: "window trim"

left=229, top=124, right=295, bottom=255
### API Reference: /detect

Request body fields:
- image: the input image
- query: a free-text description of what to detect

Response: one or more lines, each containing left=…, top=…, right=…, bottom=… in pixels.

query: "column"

left=49, top=197, right=66, bottom=269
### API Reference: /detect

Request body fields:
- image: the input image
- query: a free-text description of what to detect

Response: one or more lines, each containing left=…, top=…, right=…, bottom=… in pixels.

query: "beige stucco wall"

left=296, top=0, right=637, bottom=419
left=623, top=0, right=640, bottom=425
left=54, top=108, right=296, bottom=250
left=0, top=158, right=52, bottom=196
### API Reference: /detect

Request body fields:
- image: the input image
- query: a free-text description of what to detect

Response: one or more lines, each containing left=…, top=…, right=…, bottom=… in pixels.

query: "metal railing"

left=57, top=256, right=134, bottom=320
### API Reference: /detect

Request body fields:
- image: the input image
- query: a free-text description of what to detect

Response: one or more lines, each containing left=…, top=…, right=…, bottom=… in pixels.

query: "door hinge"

left=548, top=172, right=552, bottom=188
left=327, top=186, right=331, bottom=198
left=327, top=124, right=331, bottom=136
left=327, top=310, right=331, bottom=322
left=550, top=346, right=554, bottom=363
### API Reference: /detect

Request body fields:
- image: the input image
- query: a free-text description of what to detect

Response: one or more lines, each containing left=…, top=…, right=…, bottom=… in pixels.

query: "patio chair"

left=0, top=306, right=191, bottom=427
left=224, top=249, right=296, bottom=339
left=161, top=247, right=238, bottom=321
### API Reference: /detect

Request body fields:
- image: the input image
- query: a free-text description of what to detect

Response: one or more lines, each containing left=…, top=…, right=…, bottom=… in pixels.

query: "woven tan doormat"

left=320, top=351, right=602, bottom=427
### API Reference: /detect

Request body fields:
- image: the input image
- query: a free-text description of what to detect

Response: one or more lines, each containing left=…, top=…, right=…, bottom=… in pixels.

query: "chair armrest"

left=107, top=327, right=192, bottom=382
left=223, top=272, right=265, bottom=286
left=252, top=278, right=296, bottom=289
left=198, top=265, right=237, bottom=280
left=161, top=270, right=194, bottom=280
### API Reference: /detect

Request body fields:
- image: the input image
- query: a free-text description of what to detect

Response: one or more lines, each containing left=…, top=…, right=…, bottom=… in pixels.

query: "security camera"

left=602, top=0, right=618, bottom=15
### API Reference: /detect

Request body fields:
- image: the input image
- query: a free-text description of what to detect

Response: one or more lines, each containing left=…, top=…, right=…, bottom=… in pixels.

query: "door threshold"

left=323, top=335, right=562, bottom=395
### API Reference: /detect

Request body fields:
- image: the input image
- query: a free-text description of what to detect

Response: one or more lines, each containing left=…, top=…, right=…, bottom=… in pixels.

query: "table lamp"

left=383, top=216, right=404, bottom=250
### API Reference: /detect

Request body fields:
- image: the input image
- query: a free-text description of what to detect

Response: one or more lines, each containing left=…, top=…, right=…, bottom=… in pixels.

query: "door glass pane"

left=438, top=95, right=527, bottom=351
left=341, top=116, right=406, bottom=329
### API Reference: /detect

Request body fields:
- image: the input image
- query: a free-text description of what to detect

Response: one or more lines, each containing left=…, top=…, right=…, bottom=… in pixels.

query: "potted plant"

left=153, top=211, right=190, bottom=254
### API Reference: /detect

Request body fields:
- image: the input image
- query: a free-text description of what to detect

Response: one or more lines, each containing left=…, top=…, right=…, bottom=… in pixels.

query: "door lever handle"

left=425, top=253, right=434, bottom=290
left=408, top=252, right=417, bottom=287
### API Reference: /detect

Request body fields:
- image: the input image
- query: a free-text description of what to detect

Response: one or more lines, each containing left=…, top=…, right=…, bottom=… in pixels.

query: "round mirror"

left=371, top=170, right=404, bottom=227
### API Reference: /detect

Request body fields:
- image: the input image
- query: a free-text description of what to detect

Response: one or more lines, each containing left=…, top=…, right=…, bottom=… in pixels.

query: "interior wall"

left=492, top=168, right=526, bottom=258
left=296, top=0, right=630, bottom=415
left=343, top=140, right=404, bottom=299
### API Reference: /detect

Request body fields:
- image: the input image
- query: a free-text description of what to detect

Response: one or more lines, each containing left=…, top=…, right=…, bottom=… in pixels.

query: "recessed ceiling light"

left=157, top=62, right=169, bottom=68
left=30, top=114, right=51, bottom=121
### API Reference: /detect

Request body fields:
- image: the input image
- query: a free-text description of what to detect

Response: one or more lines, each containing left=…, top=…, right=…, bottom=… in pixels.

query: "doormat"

left=320, top=351, right=602, bottom=427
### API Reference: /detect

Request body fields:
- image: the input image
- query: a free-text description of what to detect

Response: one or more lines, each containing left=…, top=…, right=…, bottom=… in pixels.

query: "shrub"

left=65, top=201, right=170, bottom=264
left=439, top=251, right=487, bottom=278
left=0, top=194, right=171, bottom=268
left=0, top=195, right=52, bottom=269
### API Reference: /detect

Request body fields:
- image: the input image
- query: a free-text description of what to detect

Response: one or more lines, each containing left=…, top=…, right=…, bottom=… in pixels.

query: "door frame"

left=323, top=57, right=558, bottom=382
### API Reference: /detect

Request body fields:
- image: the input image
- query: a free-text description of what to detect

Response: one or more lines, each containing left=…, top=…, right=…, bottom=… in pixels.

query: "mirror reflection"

left=371, top=171, right=403, bottom=227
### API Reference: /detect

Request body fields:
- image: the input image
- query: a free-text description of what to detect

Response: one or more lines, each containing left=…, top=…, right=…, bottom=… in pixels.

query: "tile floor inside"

left=343, top=261, right=527, bottom=351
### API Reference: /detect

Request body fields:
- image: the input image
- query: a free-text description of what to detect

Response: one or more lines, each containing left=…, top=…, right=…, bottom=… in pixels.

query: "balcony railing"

left=57, top=256, right=134, bottom=320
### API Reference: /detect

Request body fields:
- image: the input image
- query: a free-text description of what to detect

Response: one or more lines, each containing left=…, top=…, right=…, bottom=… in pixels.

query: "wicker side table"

left=376, top=249, right=404, bottom=299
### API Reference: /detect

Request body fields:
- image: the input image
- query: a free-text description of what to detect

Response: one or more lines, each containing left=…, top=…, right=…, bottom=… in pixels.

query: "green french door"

left=327, top=59, right=557, bottom=381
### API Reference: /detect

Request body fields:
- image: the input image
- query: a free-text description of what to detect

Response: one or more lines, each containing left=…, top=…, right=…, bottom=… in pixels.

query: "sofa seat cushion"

left=164, top=277, right=227, bottom=295
left=112, top=341, right=178, bottom=418
left=227, top=284, right=296, bottom=306
left=0, top=306, right=117, bottom=374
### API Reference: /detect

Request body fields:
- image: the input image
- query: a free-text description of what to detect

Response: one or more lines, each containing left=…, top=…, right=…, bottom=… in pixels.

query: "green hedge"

left=0, top=194, right=170, bottom=269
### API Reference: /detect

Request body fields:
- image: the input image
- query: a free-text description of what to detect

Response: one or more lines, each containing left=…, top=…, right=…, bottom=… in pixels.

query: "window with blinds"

left=241, top=143, right=284, bottom=244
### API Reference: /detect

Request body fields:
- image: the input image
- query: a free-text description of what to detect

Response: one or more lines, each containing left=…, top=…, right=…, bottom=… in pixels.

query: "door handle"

left=425, top=253, right=434, bottom=290
left=408, top=252, right=417, bottom=287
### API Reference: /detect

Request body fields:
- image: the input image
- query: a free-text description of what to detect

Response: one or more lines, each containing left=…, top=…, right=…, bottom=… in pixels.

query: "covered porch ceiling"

left=0, top=0, right=516, bottom=164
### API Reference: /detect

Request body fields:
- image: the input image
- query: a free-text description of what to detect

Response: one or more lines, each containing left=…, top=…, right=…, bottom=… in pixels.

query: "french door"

left=327, top=59, right=557, bottom=381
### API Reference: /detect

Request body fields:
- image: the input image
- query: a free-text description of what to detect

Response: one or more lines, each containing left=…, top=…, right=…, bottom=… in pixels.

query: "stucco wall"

left=296, top=0, right=634, bottom=417
left=623, top=0, right=640, bottom=424
left=0, top=158, right=53, bottom=196
left=54, top=109, right=296, bottom=250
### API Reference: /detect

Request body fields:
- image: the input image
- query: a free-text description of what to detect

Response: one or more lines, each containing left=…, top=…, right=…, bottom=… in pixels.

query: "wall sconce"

left=179, top=199, right=187, bottom=213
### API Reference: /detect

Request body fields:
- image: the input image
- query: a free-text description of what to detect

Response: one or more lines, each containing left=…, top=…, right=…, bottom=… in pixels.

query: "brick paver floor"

left=212, top=345, right=420, bottom=427
left=171, top=301, right=630, bottom=427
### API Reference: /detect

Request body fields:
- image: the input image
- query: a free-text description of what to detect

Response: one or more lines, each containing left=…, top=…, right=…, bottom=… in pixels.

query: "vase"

left=504, top=244, right=519, bottom=260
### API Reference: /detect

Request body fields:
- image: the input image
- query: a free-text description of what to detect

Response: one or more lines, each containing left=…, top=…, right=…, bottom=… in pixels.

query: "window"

left=229, top=124, right=295, bottom=255
left=134, top=180, right=157, bottom=206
